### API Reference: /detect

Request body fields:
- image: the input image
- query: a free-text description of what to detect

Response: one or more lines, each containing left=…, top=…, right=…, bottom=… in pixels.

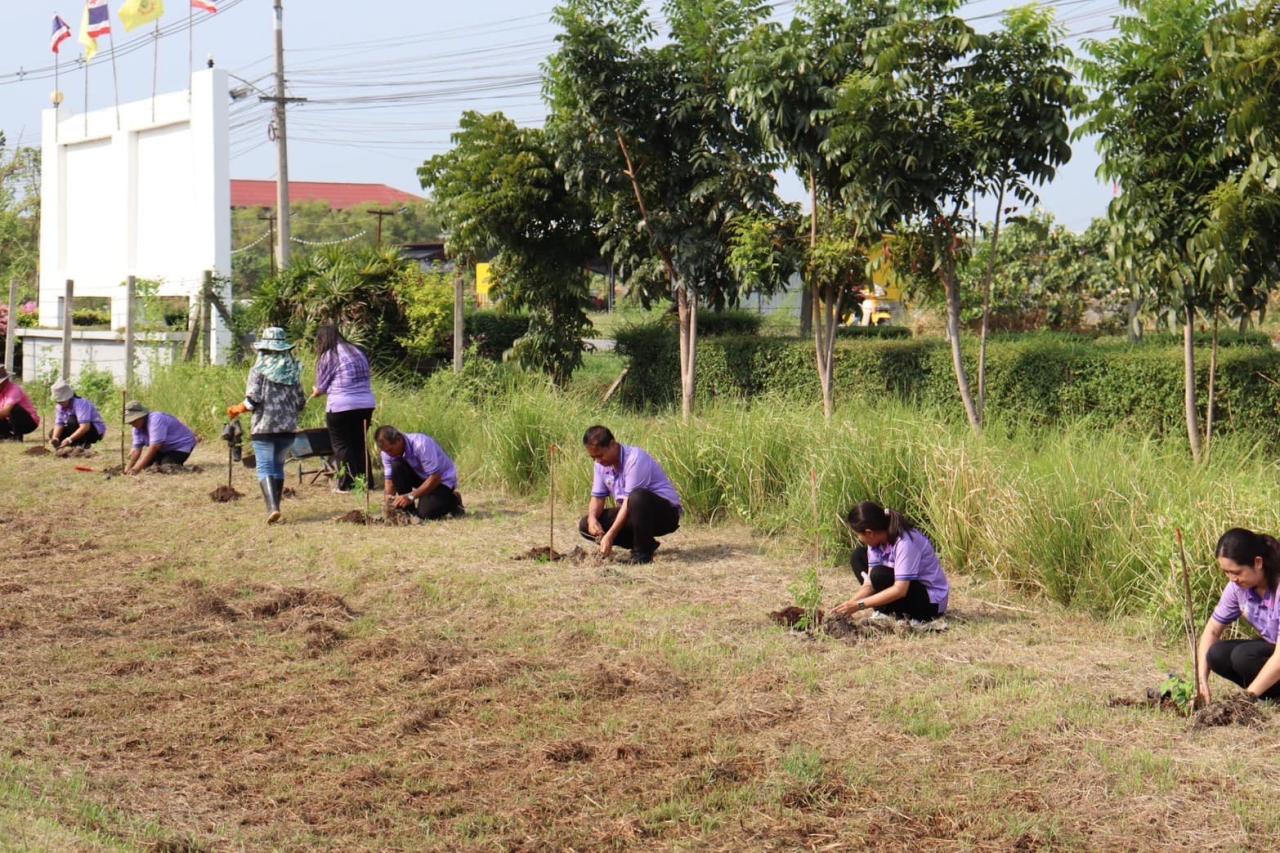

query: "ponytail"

left=1216, top=528, right=1280, bottom=590
left=846, top=500, right=916, bottom=542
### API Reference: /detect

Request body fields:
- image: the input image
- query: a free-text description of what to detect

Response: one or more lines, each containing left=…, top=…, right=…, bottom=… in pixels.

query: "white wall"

left=39, top=69, right=231, bottom=365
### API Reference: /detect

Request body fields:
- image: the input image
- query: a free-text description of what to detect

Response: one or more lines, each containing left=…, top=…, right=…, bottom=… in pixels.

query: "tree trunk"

left=976, top=184, right=1005, bottom=424
left=677, top=285, right=696, bottom=420
left=801, top=170, right=817, bottom=339
left=943, top=259, right=981, bottom=431
left=814, top=282, right=844, bottom=420
left=1238, top=311, right=1250, bottom=334
left=1206, top=306, right=1219, bottom=460
left=1127, top=293, right=1144, bottom=343
left=1183, top=302, right=1203, bottom=463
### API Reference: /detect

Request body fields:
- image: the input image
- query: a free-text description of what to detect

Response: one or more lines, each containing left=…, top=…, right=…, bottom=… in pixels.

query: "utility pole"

left=369, top=208, right=397, bottom=248
left=258, top=211, right=278, bottom=276
left=263, top=0, right=306, bottom=272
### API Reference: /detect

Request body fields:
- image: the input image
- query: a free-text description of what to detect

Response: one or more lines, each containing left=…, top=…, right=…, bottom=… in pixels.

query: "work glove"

left=227, top=403, right=250, bottom=419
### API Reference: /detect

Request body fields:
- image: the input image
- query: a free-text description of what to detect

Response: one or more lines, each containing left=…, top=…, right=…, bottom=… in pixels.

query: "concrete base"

left=17, top=327, right=188, bottom=388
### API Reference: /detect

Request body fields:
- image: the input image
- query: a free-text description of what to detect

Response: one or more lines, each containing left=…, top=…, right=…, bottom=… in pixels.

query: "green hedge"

left=465, top=311, right=530, bottom=361
left=834, top=324, right=911, bottom=339
left=614, top=323, right=1280, bottom=438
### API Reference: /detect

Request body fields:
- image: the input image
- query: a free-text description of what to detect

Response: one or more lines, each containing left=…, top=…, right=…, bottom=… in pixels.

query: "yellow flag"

left=119, top=0, right=166, bottom=32
left=78, top=5, right=98, bottom=61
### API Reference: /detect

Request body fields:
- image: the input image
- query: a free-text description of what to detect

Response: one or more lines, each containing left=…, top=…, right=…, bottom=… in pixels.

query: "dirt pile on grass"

left=249, top=587, right=356, bottom=620
left=1193, top=692, right=1265, bottom=729
left=54, top=446, right=98, bottom=458
left=23, top=445, right=50, bottom=456
left=151, top=463, right=203, bottom=475
left=209, top=486, right=244, bottom=503
left=335, top=510, right=378, bottom=525
left=515, top=545, right=592, bottom=562
left=769, top=606, right=825, bottom=629
left=282, top=486, right=298, bottom=498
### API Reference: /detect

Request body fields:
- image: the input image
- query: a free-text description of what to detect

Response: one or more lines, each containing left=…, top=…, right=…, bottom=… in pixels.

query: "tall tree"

left=546, top=0, right=778, bottom=418
left=0, top=132, right=40, bottom=303
left=419, top=111, right=597, bottom=386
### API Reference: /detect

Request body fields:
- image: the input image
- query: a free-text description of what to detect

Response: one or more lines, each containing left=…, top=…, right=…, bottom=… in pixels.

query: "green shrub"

left=466, top=311, right=531, bottom=361
left=834, top=324, right=911, bottom=339
left=72, top=308, right=111, bottom=328
left=613, top=319, right=680, bottom=409
left=697, top=309, right=763, bottom=337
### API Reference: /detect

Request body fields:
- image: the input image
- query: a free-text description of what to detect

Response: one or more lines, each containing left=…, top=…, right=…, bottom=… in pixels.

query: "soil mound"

left=769, top=606, right=824, bottom=629
left=545, top=740, right=595, bottom=763
left=515, top=545, right=591, bottom=562
left=189, top=591, right=243, bottom=622
left=54, top=447, right=97, bottom=459
left=282, top=486, right=298, bottom=499
left=303, top=622, right=346, bottom=654
left=250, top=587, right=356, bottom=620
left=150, top=464, right=203, bottom=475
left=335, top=510, right=378, bottom=525
left=1193, top=692, right=1264, bottom=729
left=23, top=446, right=50, bottom=456
left=209, top=486, right=244, bottom=503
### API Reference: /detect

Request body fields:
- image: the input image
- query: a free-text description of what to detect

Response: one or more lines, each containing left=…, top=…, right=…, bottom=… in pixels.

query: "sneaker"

left=867, top=610, right=894, bottom=622
left=331, top=486, right=352, bottom=494
left=909, top=617, right=949, bottom=632
left=630, top=550, right=654, bottom=565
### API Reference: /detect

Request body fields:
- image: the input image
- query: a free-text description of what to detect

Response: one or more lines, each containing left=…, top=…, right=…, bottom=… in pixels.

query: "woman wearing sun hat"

left=227, top=327, right=307, bottom=524
left=48, top=379, right=107, bottom=449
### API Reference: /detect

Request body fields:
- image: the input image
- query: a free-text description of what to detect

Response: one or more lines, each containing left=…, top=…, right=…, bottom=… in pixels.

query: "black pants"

left=141, top=449, right=192, bottom=469
left=0, top=405, right=38, bottom=440
left=1206, top=640, right=1280, bottom=699
left=56, top=415, right=103, bottom=447
left=389, top=459, right=462, bottom=520
left=327, top=407, right=374, bottom=491
left=851, top=545, right=940, bottom=621
left=578, top=489, right=680, bottom=556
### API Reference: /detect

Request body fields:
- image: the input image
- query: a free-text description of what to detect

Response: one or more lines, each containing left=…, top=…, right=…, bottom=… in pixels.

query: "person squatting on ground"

left=578, top=425, right=682, bottom=564
left=123, top=401, right=197, bottom=475
left=49, top=379, right=107, bottom=449
left=375, top=426, right=464, bottom=521
left=227, top=327, right=307, bottom=524
left=0, top=366, right=40, bottom=441
left=1196, top=528, right=1280, bottom=705
left=832, top=501, right=951, bottom=622
left=312, top=324, right=376, bottom=494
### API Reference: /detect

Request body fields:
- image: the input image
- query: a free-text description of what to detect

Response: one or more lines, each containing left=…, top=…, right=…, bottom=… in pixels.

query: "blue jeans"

left=253, top=436, right=293, bottom=481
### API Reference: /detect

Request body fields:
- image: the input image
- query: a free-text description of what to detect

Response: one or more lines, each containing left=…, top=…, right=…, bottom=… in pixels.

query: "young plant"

left=788, top=565, right=824, bottom=632
left=350, top=473, right=370, bottom=525
left=1158, top=673, right=1197, bottom=716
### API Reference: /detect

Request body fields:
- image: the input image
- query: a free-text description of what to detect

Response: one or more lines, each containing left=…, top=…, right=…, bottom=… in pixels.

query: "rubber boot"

left=261, top=479, right=281, bottom=524
left=270, top=478, right=286, bottom=523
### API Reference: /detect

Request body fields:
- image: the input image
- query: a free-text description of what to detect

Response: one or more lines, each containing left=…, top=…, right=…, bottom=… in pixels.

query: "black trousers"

left=578, top=489, right=680, bottom=555
left=0, top=405, right=38, bottom=440
left=1206, top=639, right=1280, bottom=699
left=851, top=545, right=940, bottom=621
left=140, top=449, right=192, bottom=468
left=327, top=407, right=374, bottom=491
left=389, top=459, right=462, bottom=520
left=56, top=415, right=103, bottom=447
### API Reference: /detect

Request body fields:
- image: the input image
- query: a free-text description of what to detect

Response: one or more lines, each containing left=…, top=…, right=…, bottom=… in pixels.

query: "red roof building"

left=231, top=180, right=425, bottom=211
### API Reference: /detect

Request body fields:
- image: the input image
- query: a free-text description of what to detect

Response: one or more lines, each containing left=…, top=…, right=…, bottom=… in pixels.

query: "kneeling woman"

left=1197, top=528, right=1280, bottom=705
left=831, top=501, right=950, bottom=621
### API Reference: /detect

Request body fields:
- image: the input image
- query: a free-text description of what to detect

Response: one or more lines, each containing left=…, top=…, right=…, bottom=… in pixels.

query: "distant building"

left=231, top=180, right=424, bottom=210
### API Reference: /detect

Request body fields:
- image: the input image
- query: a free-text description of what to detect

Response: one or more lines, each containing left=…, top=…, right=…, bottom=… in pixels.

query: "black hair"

left=583, top=425, right=615, bottom=448
left=374, top=425, right=403, bottom=446
left=1216, top=527, right=1280, bottom=590
left=316, top=324, right=358, bottom=360
left=846, top=500, right=915, bottom=542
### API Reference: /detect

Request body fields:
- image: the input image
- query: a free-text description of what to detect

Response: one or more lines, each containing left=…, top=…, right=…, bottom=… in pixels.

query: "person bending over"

left=49, top=379, right=106, bottom=449
left=1197, top=528, right=1280, bottom=706
left=578, top=425, right=682, bottom=564
left=831, top=501, right=950, bottom=622
left=123, top=401, right=197, bottom=475
left=375, top=426, right=463, bottom=520
left=0, top=366, right=40, bottom=441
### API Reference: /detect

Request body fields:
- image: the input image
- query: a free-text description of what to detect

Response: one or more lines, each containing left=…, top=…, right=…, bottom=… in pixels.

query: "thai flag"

left=51, top=15, right=72, bottom=53
left=85, top=0, right=112, bottom=38
left=192, top=0, right=217, bottom=11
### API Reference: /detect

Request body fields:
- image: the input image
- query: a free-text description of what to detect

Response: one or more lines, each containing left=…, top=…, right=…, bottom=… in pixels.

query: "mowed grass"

left=2, top=442, right=1279, bottom=850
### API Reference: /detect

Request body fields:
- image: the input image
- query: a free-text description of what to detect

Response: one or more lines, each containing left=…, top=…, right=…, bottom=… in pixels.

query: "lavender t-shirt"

left=591, top=445, right=682, bottom=513
left=314, top=344, right=376, bottom=413
left=131, top=412, right=197, bottom=454
left=1212, top=583, right=1280, bottom=644
left=381, top=433, right=457, bottom=489
left=868, top=529, right=950, bottom=612
left=56, top=396, right=107, bottom=438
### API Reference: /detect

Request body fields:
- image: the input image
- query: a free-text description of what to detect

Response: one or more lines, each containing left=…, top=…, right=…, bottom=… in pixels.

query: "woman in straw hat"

left=48, top=378, right=107, bottom=449
left=227, top=327, right=306, bottom=524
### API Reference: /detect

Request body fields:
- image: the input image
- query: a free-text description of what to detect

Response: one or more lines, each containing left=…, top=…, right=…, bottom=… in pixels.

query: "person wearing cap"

left=227, top=327, right=306, bottom=524
left=374, top=425, right=463, bottom=520
left=124, top=401, right=198, bottom=474
left=48, top=380, right=107, bottom=449
left=0, top=366, right=40, bottom=441
left=579, top=425, right=682, bottom=564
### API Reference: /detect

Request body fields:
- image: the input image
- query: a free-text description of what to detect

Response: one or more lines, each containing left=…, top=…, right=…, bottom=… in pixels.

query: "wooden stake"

left=226, top=426, right=233, bottom=489
left=363, top=419, right=370, bottom=527
left=549, top=444, right=557, bottom=555
left=120, top=389, right=126, bottom=470
left=1175, top=528, right=1202, bottom=710
left=810, top=469, right=820, bottom=562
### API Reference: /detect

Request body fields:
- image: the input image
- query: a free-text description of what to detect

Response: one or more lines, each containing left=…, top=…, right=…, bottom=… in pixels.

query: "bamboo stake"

left=1175, top=528, right=1202, bottom=710
left=119, top=389, right=126, bottom=470
left=810, top=468, right=820, bottom=562
left=226, top=426, right=233, bottom=489
left=548, top=444, right=558, bottom=556
left=363, top=419, right=370, bottom=527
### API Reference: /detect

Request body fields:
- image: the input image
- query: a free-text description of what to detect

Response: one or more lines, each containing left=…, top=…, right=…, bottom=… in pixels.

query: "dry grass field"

left=3, top=441, right=1280, bottom=850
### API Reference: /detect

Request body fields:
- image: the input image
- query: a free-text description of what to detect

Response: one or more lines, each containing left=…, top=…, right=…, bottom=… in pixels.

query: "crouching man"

left=579, top=425, right=682, bottom=564
left=375, top=425, right=464, bottom=520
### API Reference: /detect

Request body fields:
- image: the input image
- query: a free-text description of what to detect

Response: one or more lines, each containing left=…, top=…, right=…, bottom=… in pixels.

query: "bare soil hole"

left=303, top=622, right=346, bottom=654
left=209, top=486, right=244, bottom=503
left=189, top=591, right=242, bottom=622
left=250, top=587, right=356, bottom=620
left=54, top=447, right=98, bottom=458
left=23, top=446, right=50, bottom=456
left=545, top=740, right=595, bottom=764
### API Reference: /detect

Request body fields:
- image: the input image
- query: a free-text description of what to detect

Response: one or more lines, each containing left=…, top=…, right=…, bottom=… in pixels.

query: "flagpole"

left=83, top=57, right=89, bottom=136
left=55, top=53, right=60, bottom=143
left=108, top=33, right=121, bottom=129
left=188, top=4, right=194, bottom=99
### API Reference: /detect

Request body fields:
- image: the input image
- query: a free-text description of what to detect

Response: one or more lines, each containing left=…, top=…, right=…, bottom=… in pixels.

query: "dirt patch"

left=0, top=582, right=27, bottom=594
left=209, top=486, right=244, bottom=503
left=1193, top=693, right=1265, bottom=729
left=54, top=446, right=98, bottom=459
left=23, top=446, right=50, bottom=456
left=189, top=591, right=243, bottom=622
left=515, top=545, right=592, bottom=562
left=150, top=464, right=204, bottom=475
left=335, top=510, right=379, bottom=525
left=769, top=606, right=825, bottom=629
left=400, top=703, right=451, bottom=734
left=303, top=622, right=347, bottom=654
left=545, top=740, right=595, bottom=764
left=249, top=587, right=356, bottom=620
left=282, top=486, right=298, bottom=499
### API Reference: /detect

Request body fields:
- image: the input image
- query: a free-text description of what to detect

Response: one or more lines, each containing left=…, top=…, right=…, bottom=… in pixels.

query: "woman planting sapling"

left=1197, top=528, right=1280, bottom=705
left=831, top=501, right=950, bottom=622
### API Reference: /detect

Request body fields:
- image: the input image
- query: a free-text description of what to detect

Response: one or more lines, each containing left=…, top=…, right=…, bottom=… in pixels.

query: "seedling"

left=351, top=473, right=370, bottom=526
left=788, top=565, right=824, bottom=632
left=1158, top=673, right=1196, bottom=715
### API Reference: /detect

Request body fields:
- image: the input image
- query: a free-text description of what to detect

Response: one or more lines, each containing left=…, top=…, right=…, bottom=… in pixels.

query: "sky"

left=0, top=0, right=1123, bottom=231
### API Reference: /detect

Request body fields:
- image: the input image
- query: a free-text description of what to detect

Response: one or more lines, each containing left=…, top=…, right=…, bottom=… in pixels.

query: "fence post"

left=62, top=279, right=74, bottom=380
left=201, top=271, right=213, bottom=366
left=124, top=275, right=136, bottom=392
left=453, top=264, right=465, bottom=373
left=3, top=279, right=17, bottom=374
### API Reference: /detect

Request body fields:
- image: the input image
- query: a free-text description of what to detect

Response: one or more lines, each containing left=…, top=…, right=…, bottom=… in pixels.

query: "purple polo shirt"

left=1212, top=583, right=1280, bottom=644
left=131, top=412, right=197, bottom=454
left=868, top=529, right=950, bottom=612
left=381, top=433, right=457, bottom=489
left=315, top=344, right=376, bottom=413
left=591, top=445, right=682, bottom=513
left=56, top=396, right=107, bottom=438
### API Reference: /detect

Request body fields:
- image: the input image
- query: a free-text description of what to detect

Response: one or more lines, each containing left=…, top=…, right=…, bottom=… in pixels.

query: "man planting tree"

left=375, top=426, right=464, bottom=521
left=578, top=425, right=681, bottom=564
